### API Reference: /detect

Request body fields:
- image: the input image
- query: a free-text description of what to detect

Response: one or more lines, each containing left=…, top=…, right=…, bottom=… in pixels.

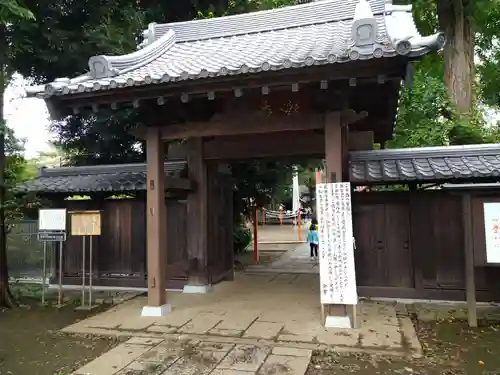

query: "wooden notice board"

left=69, top=211, right=101, bottom=236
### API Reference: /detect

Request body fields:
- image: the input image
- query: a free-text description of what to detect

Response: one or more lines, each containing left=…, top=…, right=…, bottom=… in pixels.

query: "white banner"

left=483, top=202, right=500, bottom=263
left=316, top=182, right=357, bottom=305
left=39, top=209, right=67, bottom=231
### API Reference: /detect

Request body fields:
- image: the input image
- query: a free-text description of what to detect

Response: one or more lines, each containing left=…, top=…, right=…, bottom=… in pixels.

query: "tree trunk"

left=437, top=0, right=474, bottom=115
left=0, top=67, right=17, bottom=309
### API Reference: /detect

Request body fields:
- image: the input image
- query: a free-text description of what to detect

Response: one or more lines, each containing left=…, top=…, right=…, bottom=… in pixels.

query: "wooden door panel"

left=384, top=203, right=413, bottom=288
left=353, top=204, right=386, bottom=286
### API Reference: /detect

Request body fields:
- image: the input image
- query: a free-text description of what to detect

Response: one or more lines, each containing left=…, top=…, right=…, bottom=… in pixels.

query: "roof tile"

left=26, top=0, right=444, bottom=99
left=19, top=144, right=500, bottom=194
left=350, top=144, right=500, bottom=184
left=16, top=161, right=187, bottom=194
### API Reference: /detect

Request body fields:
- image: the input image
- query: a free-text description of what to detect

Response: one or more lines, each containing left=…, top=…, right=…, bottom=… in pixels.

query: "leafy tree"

left=388, top=0, right=500, bottom=150
left=1, top=0, right=35, bottom=308
left=8, top=0, right=305, bottom=219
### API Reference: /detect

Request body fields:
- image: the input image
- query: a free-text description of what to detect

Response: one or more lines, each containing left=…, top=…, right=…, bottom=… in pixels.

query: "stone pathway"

left=67, top=274, right=422, bottom=374
left=246, top=243, right=318, bottom=274
left=75, top=337, right=312, bottom=375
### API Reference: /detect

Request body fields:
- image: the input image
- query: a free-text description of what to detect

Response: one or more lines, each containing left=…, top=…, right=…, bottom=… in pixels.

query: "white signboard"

left=483, top=203, right=500, bottom=263
left=39, top=209, right=67, bottom=231
left=316, top=182, right=357, bottom=305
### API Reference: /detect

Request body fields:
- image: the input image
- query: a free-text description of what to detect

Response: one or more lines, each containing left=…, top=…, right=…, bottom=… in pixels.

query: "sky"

left=4, top=74, right=53, bottom=158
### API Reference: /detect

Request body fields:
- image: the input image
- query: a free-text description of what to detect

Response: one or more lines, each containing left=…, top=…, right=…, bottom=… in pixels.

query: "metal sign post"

left=69, top=211, right=101, bottom=311
left=58, top=241, right=63, bottom=307
left=38, top=209, right=67, bottom=306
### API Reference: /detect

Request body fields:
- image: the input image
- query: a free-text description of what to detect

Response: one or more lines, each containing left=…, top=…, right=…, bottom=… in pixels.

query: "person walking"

left=307, top=223, right=319, bottom=259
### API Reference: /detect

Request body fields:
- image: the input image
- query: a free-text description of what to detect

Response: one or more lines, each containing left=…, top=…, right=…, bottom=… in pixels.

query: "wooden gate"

left=353, top=196, right=413, bottom=291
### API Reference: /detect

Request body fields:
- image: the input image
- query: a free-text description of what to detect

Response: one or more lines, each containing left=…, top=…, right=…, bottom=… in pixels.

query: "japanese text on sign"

left=316, top=182, right=357, bottom=305
left=70, top=211, right=102, bottom=236
left=483, top=202, right=500, bottom=263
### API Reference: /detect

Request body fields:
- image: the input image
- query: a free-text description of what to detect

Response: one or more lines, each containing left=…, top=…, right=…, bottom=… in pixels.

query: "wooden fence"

left=56, top=199, right=188, bottom=289
left=50, top=189, right=500, bottom=301
left=353, top=190, right=500, bottom=302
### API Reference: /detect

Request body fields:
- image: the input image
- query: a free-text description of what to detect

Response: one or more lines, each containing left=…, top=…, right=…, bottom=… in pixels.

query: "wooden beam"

left=462, top=192, right=478, bottom=327
left=167, top=143, right=188, bottom=160
left=348, top=131, right=374, bottom=151
left=342, top=109, right=368, bottom=125
left=186, top=137, right=209, bottom=287
left=165, top=176, right=194, bottom=191
left=145, top=126, right=167, bottom=307
left=132, top=109, right=368, bottom=141
left=158, top=111, right=325, bottom=140
left=165, top=129, right=373, bottom=160
left=324, top=112, right=342, bottom=183
left=203, top=131, right=324, bottom=160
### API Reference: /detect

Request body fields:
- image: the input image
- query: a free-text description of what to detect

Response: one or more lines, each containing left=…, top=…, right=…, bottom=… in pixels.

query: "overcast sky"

left=4, top=74, right=53, bottom=158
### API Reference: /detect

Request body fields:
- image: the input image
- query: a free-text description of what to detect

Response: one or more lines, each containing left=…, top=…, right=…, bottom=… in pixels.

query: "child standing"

left=307, top=223, right=319, bottom=259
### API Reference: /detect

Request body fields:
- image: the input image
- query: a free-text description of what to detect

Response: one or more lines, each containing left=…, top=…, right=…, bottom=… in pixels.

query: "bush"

left=233, top=224, right=252, bottom=254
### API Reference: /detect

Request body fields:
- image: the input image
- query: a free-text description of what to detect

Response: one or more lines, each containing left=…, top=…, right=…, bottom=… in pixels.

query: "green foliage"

left=0, top=0, right=33, bottom=24
left=233, top=224, right=251, bottom=254
left=1, top=124, right=39, bottom=223
left=388, top=67, right=453, bottom=148
left=386, top=0, right=500, bottom=150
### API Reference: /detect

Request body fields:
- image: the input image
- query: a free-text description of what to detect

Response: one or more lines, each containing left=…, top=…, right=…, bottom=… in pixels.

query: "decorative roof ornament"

left=351, top=0, right=377, bottom=48
left=88, top=29, right=177, bottom=79
left=24, top=0, right=446, bottom=104
left=138, top=23, right=157, bottom=49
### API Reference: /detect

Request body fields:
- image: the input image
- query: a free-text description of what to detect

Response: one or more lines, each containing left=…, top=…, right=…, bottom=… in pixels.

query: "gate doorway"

left=353, top=198, right=414, bottom=292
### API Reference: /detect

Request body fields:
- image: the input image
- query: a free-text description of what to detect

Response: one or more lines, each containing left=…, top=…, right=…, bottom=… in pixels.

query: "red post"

left=316, top=170, right=322, bottom=184
left=253, top=207, right=259, bottom=264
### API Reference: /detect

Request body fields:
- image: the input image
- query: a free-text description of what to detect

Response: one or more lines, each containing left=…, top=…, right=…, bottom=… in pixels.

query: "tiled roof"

left=17, top=144, right=500, bottom=194
left=350, top=144, right=500, bottom=184
left=16, top=161, right=187, bottom=194
left=26, top=0, right=444, bottom=99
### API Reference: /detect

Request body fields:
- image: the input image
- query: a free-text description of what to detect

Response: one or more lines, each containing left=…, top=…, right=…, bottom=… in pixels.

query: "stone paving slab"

left=74, top=343, right=152, bottom=375
left=211, top=370, right=255, bottom=375
left=243, top=321, right=283, bottom=340
left=217, top=344, right=271, bottom=372
left=258, top=355, right=310, bottom=375
left=178, top=312, right=223, bottom=334
left=162, top=349, right=226, bottom=374
left=63, top=275, right=420, bottom=357
left=68, top=272, right=425, bottom=375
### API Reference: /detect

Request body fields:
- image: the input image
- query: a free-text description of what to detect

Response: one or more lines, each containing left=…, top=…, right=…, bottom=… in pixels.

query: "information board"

left=316, top=182, right=357, bottom=305
left=483, top=202, right=500, bottom=263
left=70, top=211, right=102, bottom=236
left=39, top=209, right=67, bottom=231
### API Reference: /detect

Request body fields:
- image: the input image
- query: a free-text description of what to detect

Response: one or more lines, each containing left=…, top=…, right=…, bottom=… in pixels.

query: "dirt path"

left=0, top=286, right=124, bottom=375
left=307, top=319, right=500, bottom=375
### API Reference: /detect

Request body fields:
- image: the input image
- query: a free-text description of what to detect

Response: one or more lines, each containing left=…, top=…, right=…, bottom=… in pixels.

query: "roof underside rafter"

left=26, top=0, right=444, bottom=111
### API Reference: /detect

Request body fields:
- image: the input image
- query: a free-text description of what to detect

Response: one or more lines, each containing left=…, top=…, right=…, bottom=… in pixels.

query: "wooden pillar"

left=462, top=192, right=477, bottom=327
left=324, top=112, right=342, bottom=183
left=324, top=112, right=357, bottom=328
left=143, top=126, right=168, bottom=312
left=185, top=137, right=210, bottom=292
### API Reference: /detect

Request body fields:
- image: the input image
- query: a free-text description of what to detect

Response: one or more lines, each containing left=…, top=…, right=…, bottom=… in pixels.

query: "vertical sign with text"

left=316, top=182, right=357, bottom=305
